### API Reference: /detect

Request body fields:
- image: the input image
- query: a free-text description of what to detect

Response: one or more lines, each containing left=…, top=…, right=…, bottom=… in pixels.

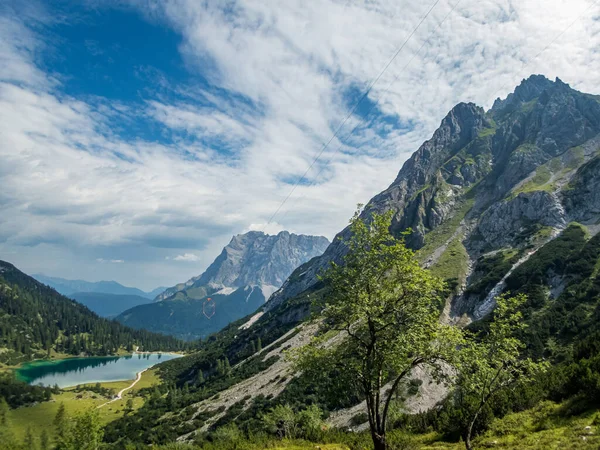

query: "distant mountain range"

left=33, top=274, right=165, bottom=299
left=116, top=231, right=330, bottom=340
left=64, top=292, right=151, bottom=318
left=32, top=274, right=167, bottom=318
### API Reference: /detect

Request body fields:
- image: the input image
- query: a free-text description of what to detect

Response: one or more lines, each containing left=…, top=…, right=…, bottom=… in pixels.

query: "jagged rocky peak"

left=390, top=102, right=488, bottom=189
left=157, top=230, right=330, bottom=301
left=491, top=74, right=558, bottom=112
left=202, top=230, right=330, bottom=289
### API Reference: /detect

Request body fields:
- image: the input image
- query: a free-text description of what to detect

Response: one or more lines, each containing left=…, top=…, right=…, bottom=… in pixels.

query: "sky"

left=0, top=0, right=599, bottom=290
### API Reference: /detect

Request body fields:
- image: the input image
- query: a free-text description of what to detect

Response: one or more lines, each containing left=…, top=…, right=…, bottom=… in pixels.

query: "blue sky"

left=0, top=0, right=598, bottom=289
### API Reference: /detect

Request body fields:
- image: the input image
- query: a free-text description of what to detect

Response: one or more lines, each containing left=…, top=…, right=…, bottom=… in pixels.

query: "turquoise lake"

left=17, top=353, right=181, bottom=388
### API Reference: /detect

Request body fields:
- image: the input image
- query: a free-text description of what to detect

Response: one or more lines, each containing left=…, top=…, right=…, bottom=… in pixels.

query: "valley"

left=3, top=0, right=600, bottom=447
left=6, top=368, right=164, bottom=442
left=116, top=231, right=330, bottom=340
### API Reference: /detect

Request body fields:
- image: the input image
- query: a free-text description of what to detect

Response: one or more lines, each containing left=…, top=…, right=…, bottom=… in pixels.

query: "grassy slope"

left=7, top=369, right=161, bottom=440
left=416, top=199, right=474, bottom=264
left=510, top=145, right=586, bottom=198
left=144, top=400, right=600, bottom=449
left=421, top=401, right=600, bottom=449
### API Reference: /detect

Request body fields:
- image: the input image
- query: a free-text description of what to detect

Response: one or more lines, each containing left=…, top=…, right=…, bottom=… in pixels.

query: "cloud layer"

left=0, top=0, right=599, bottom=289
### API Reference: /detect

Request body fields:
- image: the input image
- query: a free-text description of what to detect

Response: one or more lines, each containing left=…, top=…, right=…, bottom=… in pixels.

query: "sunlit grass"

left=8, top=368, right=160, bottom=441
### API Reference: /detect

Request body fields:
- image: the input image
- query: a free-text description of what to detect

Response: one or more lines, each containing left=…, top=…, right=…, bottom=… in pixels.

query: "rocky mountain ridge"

left=117, top=231, right=329, bottom=339
left=33, top=274, right=164, bottom=299
left=268, top=75, right=600, bottom=322
left=156, top=231, right=329, bottom=302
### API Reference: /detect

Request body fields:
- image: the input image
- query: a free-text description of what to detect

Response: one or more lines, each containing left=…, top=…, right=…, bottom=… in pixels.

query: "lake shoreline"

left=15, top=352, right=183, bottom=388
left=11, top=349, right=184, bottom=371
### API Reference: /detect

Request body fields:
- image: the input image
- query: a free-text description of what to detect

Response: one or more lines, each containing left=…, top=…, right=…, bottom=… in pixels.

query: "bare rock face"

left=156, top=231, right=330, bottom=302
left=564, top=155, right=600, bottom=222
left=267, top=75, right=600, bottom=319
left=474, top=191, right=567, bottom=251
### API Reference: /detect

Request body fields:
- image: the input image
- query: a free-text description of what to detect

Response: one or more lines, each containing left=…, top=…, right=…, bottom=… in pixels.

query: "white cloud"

left=173, top=253, right=201, bottom=262
left=96, top=258, right=125, bottom=264
left=0, top=1, right=599, bottom=288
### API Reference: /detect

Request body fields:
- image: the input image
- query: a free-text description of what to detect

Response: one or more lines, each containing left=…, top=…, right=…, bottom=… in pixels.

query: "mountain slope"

left=0, top=261, right=184, bottom=366
left=269, top=75, right=600, bottom=319
left=68, top=292, right=151, bottom=318
left=117, top=286, right=266, bottom=341
left=104, top=76, right=600, bottom=443
left=33, top=274, right=164, bottom=299
left=117, top=231, right=329, bottom=339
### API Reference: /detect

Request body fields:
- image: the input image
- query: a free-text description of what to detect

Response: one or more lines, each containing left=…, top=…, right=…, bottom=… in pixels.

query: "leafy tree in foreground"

left=295, top=208, right=462, bottom=450
left=72, top=409, right=104, bottom=450
left=456, top=294, right=549, bottom=450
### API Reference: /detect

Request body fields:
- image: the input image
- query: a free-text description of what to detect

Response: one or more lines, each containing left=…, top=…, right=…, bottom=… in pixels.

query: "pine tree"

left=72, top=410, right=103, bottom=450
left=53, top=403, right=66, bottom=428
left=197, top=370, right=205, bottom=385
left=224, top=357, right=232, bottom=378
left=251, top=340, right=256, bottom=354
left=40, top=429, right=50, bottom=450
left=257, top=337, right=262, bottom=352
left=24, top=426, right=36, bottom=450
left=0, top=398, right=16, bottom=448
left=0, top=398, right=9, bottom=426
left=53, top=402, right=73, bottom=450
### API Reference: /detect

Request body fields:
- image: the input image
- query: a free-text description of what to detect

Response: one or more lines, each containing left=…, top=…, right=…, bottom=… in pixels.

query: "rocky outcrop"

left=474, top=191, right=567, bottom=251
left=268, top=102, right=490, bottom=309
left=564, top=155, right=600, bottom=222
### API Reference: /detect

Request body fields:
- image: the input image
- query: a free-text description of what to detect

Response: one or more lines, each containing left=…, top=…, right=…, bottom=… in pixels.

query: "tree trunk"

left=465, top=433, right=472, bottom=450
left=465, top=413, right=478, bottom=450
left=371, top=432, right=386, bottom=450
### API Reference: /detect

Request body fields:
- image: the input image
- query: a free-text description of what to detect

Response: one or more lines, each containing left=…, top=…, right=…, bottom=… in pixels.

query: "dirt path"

left=97, top=368, right=147, bottom=409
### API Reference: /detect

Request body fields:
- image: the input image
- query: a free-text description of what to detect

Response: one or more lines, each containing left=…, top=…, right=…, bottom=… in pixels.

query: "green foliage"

left=0, top=261, right=186, bottom=365
left=0, top=398, right=17, bottom=448
left=295, top=208, right=462, bottom=449
left=262, top=404, right=325, bottom=441
left=464, top=249, right=520, bottom=299
left=40, top=429, right=49, bottom=450
left=429, top=236, right=470, bottom=294
left=23, top=427, right=35, bottom=449
left=0, top=372, right=55, bottom=408
left=263, top=404, right=299, bottom=439
left=72, top=410, right=104, bottom=450
left=54, top=407, right=104, bottom=450
left=500, top=224, right=600, bottom=358
left=456, top=294, right=549, bottom=449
